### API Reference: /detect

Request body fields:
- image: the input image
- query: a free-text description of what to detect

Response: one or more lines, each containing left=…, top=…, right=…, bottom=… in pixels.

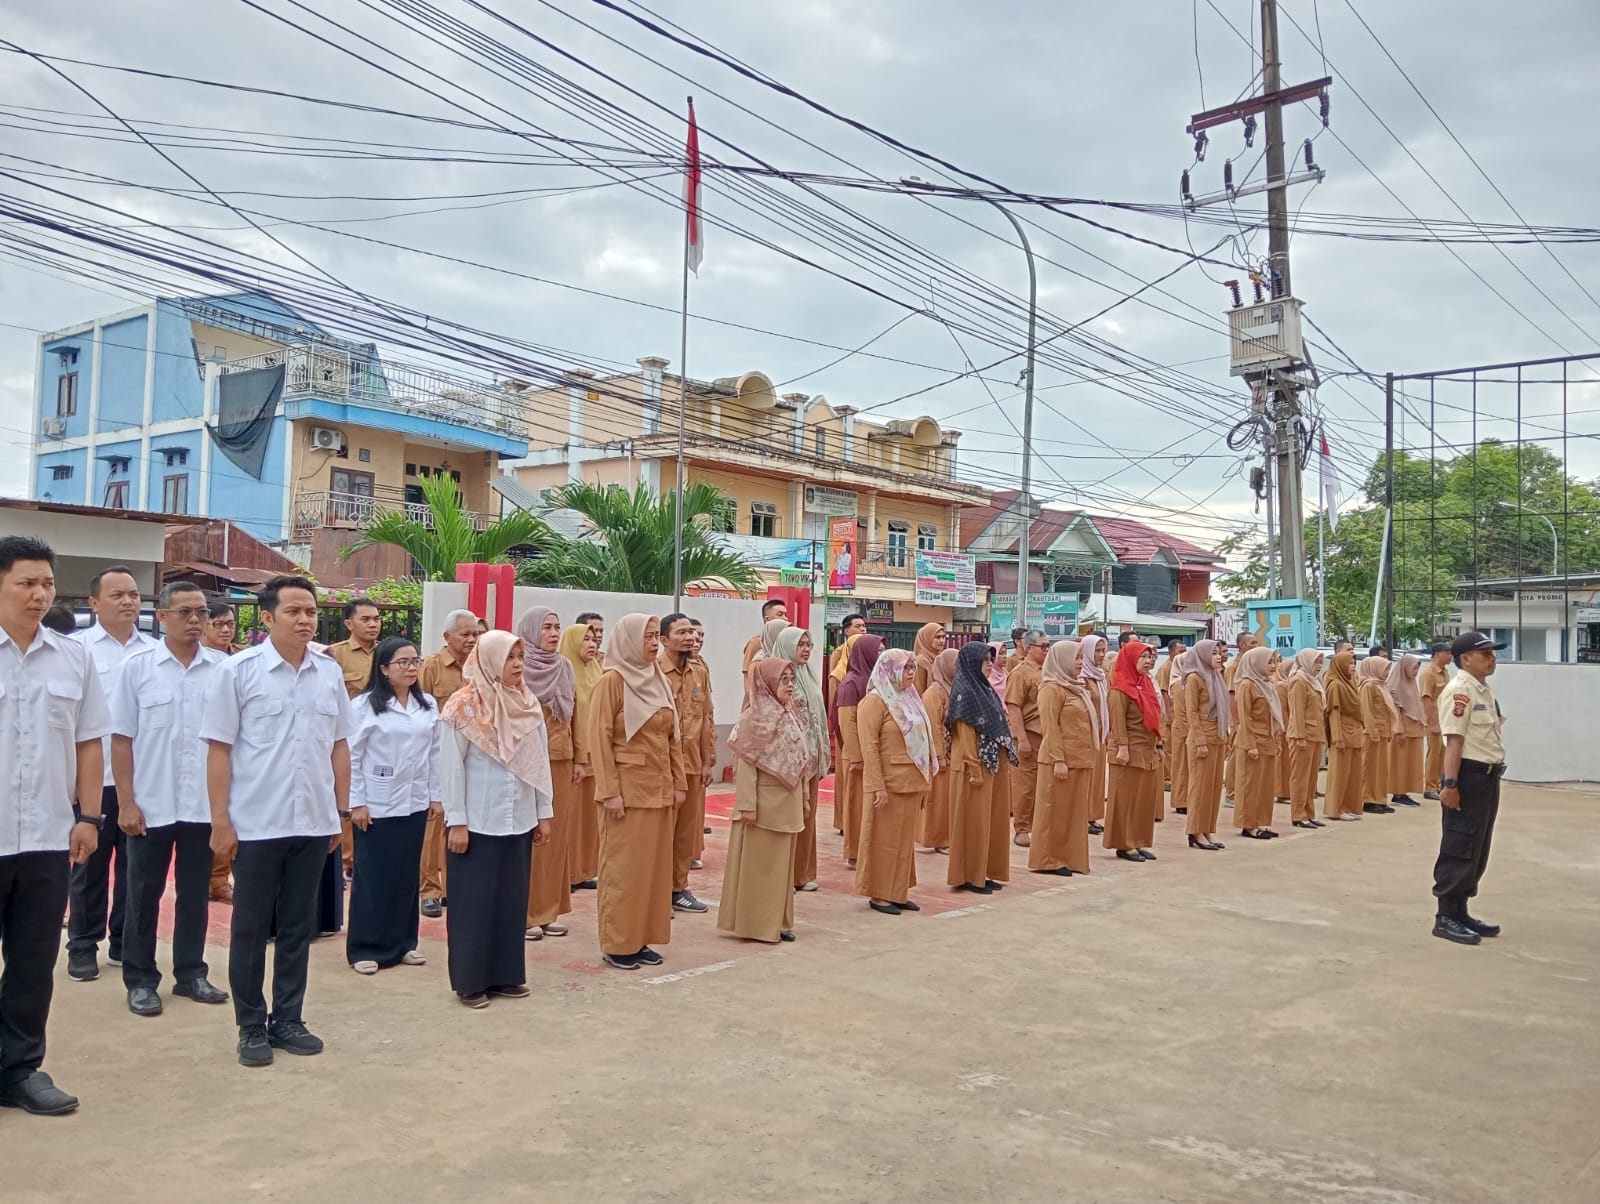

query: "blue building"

left=29, top=292, right=532, bottom=580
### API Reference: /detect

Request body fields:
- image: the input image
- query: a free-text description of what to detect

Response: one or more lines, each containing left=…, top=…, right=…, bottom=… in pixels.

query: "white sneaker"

left=352, top=961, right=379, bottom=975
left=400, top=950, right=426, bottom=966
left=524, top=927, right=543, bottom=941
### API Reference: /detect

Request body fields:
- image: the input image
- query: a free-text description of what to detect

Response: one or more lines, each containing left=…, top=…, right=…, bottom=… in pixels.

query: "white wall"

left=2, top=508, right=168, bottom=595
left=421, top=582, right=822, bottom=725
left=1488, top=663, right=1600, bottom=783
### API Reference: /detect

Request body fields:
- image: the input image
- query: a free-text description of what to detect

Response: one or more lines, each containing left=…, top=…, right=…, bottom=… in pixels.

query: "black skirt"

left=315, top=845, right=345, bottom=935
left=346, top=810, right=427, bottom=967
left=446, top=828, right=534, bottom=996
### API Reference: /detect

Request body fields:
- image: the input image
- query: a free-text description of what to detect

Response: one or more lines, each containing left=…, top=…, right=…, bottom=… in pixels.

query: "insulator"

left=1243, top=113, right=1257, bottom=148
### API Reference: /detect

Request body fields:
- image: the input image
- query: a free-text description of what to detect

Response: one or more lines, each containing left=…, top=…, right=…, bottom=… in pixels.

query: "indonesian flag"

left=1320, top=429, right=1342, bottom=531
left=684, top=98, right=704, bottom=276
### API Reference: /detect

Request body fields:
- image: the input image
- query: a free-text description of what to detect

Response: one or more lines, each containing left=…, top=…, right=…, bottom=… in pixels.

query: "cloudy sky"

left=3, top=0, right=1598, bottom=548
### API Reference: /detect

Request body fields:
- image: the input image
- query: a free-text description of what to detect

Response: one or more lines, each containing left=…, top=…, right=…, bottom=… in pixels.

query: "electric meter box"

left=1245, top=597, right=1318, bottom=654
left=1228, top=296, right=1305, bottom=377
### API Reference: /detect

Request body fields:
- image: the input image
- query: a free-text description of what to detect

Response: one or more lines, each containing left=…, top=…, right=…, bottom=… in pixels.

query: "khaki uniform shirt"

left=1419, top=661, right=1449, bottom=728
left=661, top=654, right=713, bottom=774
left=419, top=647, right=464, bottom=709
left=1439, top=670, right=1505, bottom=764
left=1004, top=658, right=1044, bottom=748
left=326, top=639, right=375, bottom=699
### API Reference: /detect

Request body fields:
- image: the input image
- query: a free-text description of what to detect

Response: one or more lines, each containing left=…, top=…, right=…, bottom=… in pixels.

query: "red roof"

left=1085, top=514, right=1223, bottom=567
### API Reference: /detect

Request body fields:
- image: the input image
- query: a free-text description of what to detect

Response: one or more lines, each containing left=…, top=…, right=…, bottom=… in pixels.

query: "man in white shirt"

left=0, top=536, right=110, bottom=1116
left=110, top=581, right=230, bottom=1017
left=65, top=564, right=155, bottom=983
left=202, top=574, right=353, bottom=1068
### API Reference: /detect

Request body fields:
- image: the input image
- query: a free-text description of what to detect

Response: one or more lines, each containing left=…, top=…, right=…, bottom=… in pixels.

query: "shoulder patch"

left=1451, top=693, right=1469, bottom=717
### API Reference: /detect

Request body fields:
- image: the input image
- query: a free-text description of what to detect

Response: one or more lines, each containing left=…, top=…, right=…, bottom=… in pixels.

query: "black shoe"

left=779, top=929, right=796, bottom=942
left=702, top=826, right=712, bottom=835
left=1136, top=849, right=1156, bottom=860
left=238, top=1024, right=273, bottom=1068
left=635, top=946, right=664, bottom=966
left=956, top=882, right=992, bottom=895
left=1362, top=803, right=1386, bottom=814
left=896, top=900, right=921, bottom=912
left=1174, top=806, right=1187, bottom=814
left=173, top=977, right=229, bottom=1005
left=267, top=1019, right=324, bottom=1057
left=671, top=890, right=708, bottom=913
left=1432, top=914, right=1482, bottom=945
left=1294, top=819, right=1319, bottom=829
left=1423, top=791, right=1441, bottom=801
left=1462, top=913, right=1501, bottom=938
left=1087, top=821, right=1104, bottom=835
left=127, top=987, right=163, bottom=1017
left=1309, top=819, right=1326, bottom=827
left=869, top=900, right=902, bottom=915
left=1393, top=795, right=1421, bottom=807
left=420, top=898, right=443, bottom=918
left=1116, top=849, right=1144, bottom=862
left=66, top=952, right=98, bottom=982
left=571, top=879, right=598, bottom=891
left=106, top=951, right=123, bottom=968
left=1379, top=804, right=1396, bottom=813
left=603, top=952, right=640, bottom=970
left=1053, top=866, right=1074, bottom=876
left=0, top=1071, right=79, bottom=1116
left=984, top=879, right=1005, bottom=891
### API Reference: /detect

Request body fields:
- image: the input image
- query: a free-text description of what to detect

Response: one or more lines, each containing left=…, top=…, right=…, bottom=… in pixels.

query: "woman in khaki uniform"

left=1079, top=634, right=1112, bottom=833
left=912, top=622, right=946, bottom=695
left=828, top=634, right=883, bottom=867
left=1030, top=641, right=1098, bottom=875
left=1387, top=653, right=1426, bottom=806
left=1322, top=645, right=1367, bottom=820
left=774, top=626, right=828, bottom=892
left=827, top=632, right=861, bottom=834
left=1273, top=658, right=1294, bottom=804
left=1155, top=641, right=1180, bottom=797
left=559, top=623, right=603, bottom=890
left=1104, top=640, right=1163, bottom=862
left=1232, top=647, right=1285, bottom=840
left=1359, top=656, right=1399, bottom=814
left=590, top=613, right=686, bottom=972
left=1182, top=639, right=1229, bottom=850
left=945, top=641, right=1018, bottom=894
left=719, top=659, right=812, bottom=943
left=518, top=606, right=578, bottom=941
left=917, top=648, right=958, bottom=853
left=1165, top=642, right=1191, bottom=816
left=856, top=650, right=936, bottom=915
left=1284, top=649, right=1328, bottom=829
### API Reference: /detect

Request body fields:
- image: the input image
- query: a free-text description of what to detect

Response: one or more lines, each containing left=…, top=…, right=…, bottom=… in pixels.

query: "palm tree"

left=339, top=471, right=552, bottom=581
left=522, top=481, right=763, bottom=595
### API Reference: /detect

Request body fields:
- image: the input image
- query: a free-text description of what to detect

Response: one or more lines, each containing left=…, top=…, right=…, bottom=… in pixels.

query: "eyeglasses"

left=389, top=657, right=423, bottom=669
left=165, top=607, right=209, bottom=621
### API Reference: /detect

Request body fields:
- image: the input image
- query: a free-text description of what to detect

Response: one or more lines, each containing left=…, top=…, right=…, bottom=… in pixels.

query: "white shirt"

left=78, top=622, right=157, bottom=786
left=0, top=625, right=112, bottom=856
left=439, top=728, right=553, bottom=836
left=109, top=642, right=223, bottom=828
left=199, top=640, right=353, bottom=841
left=348, top=692, right=442, bottom=820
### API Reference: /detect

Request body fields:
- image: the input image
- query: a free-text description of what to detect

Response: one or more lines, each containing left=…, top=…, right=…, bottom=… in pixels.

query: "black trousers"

left=229, top=836, right=327, bottom=1029
left=0, top=851, right=70, bottom=1087
left=122, top=821, right=212, bottom=992
left=1432, top=765, right=1501, bottom=904
left=67, top=785, right=126, bottom=959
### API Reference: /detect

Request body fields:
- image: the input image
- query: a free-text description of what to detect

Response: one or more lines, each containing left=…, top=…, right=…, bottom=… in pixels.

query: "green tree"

left=338, top=471, right=552, bottom=581
left=521, top=481, right=763, bottom=596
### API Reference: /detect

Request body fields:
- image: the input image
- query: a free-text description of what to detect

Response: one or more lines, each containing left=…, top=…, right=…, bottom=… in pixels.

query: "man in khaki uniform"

left=1418, top=643, right=1452, bottom=799
left=741, top=599, right=788, bottom=671
left=324, top=597, right=380, bottom=873
left=688, top=618, right=715, bottom=855
left=1432, top=632, right=1507, bottom=946
left=416, top=608, right=477, bottom=917
left=662, top=613, right=715, bottom=913
left=1005, top=631, right=1048, bottom=846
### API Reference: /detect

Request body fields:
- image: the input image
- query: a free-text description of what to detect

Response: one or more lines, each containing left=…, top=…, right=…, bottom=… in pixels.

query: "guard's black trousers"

left=0, top=851, right=69, bottom=1087
left=1432, top=762, right=1501, bottom=906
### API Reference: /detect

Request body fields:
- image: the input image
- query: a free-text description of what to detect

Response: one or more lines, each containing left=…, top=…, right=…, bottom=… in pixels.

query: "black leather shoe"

left=896, top=900, right=921, bottom=912
left=1462, top=913, right=1501, bottom=938
left=0, top=1071, right=79, bottom=1115
left=1053, top=866, right=1074, bottom=876
left=1087, top=821, right=1104, bottom=835
left=1362, top=802, right=1386, bottom=814
left=1136, top=849, right=1156, bottom=860
left=956, top=882, right=992, bottom=895
left=984, top=879, right=1005, bottom=891
left=238, top=1024, right=273, bottom=1068
left=420, top=898, right=443, bottom=918
left=66, top=952, right=98, bottom=982
left=174, top=977, right=229, bottom=1004
left=779, top=929, right=796, bottom=942
left=868, top=900, right=902, bottom=915
left=267, top=1019, right=324, bottom=1056
left=127, top=987, right=163, bottom=1017
left=1115, top=849, right=1144, bottom=862
left=1432, top=914, right=1482, bottom=945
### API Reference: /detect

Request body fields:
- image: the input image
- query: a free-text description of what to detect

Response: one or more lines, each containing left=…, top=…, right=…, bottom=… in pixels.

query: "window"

left=750, top=500, right=778, bottom=539
left=358, top=448, right=371, bottom=463
left=162, top=449, right=188, bottom=468
left=161, top=474, right=189, bottom=514
left=405, top=463, right=417, bottom=477
left=104, top=479, right=129, bottom=507
left=106, top=457, right=130, bottom=476
left=56, top=370, right=79, bottom=417
left=887, top=520, right=909, bottom=568
left=330, top=468, right=375, bottom=522
left=917, top=523, right=938, bottom=552
left=51, top=464, right=74, bottom=482
left=814, top=428, right=827, bottom=458
left=710, top=497, right=736, bottom=533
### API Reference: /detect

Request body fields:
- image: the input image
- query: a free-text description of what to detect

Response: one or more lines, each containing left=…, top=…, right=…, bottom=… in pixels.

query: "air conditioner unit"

left=41, top=417, right=66, bottom=438
left=310, top=426, right=343, bottom=451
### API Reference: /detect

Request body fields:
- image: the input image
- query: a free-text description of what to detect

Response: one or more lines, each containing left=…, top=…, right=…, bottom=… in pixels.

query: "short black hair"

left=1168, top=639, right=1186, bottom=653
left=258, top=574, right=318, bottom=615
left=660, top=612, right=691, bottom=637
left=89, top=564, right=136, bottom=596
left=1011, top=627, right=1027, bottom=643
left=1118, top=631, right=1136, bottom=646
left=0, top=535, right=55, bottom=580
left=344, top=596, right=378, bottom=621
left=365, top=635, right=432, bottom=715
left=1333, top=639, right=1353, bottom=653
left=207, top=599, right=236, bottom=620
left=761, top=599, right=785, bottom=618
left=1368, top=645, right=1387, bottom=658
left=41, top=602, right=77, bottom=634
left=157, top=580, right=204, bottom=608
left=689, top=618, right=703, bottom=629
left=576, top=611, right=602, bottom=625
left=842, top=613, right=865, bottom=629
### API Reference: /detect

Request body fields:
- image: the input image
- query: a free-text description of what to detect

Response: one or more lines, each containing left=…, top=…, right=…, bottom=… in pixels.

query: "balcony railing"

left=711, top=532, right=932, bottom=582
left=292, top=490, right=496, bottom=538
left=220, top=343, right=531, bottom=440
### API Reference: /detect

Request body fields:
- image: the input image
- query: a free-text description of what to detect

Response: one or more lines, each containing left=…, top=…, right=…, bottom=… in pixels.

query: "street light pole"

left=901, top=179, right=1038, bottom=632
left=1496, top=500, right=1559, bottom=574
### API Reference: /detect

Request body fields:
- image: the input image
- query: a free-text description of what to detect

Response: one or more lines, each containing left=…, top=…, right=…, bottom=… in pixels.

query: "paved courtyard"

left=6, top=779, right=1597, bottom=1203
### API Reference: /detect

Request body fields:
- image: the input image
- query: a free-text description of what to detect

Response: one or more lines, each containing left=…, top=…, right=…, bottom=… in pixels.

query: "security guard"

left=1432, top=631, right=1507, bottom=946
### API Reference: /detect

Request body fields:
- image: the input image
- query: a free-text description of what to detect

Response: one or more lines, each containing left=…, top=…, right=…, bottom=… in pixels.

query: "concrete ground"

left=6, top=780, right=1597, bottom=1203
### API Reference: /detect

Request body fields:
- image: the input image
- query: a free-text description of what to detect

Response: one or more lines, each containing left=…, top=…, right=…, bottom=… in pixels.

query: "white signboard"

left=803, top=484, right=858, bottom=516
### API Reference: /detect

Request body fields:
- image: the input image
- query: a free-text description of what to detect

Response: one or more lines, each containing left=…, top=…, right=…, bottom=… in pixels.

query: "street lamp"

left=1494, top=501, right=1558, bottom=575
left=900, top=177, right=1038, bottom=631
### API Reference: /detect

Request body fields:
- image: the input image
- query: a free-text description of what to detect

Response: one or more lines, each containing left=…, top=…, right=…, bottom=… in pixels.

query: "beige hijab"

left=1235, top=646, right=1284, bottom=733
left=1388, top=654, right=1425, bottom=723
left=607, top=613, right=678, bottom=741
left=1362, top=654, right=1402, bottom=721
left=1040, top=639, right=1100, bottom=743
left=928, top=646, right=959, bottom=694
left=1287, top=647, right=1326, bottom=701
left=753, top=617, right=790, bottom=662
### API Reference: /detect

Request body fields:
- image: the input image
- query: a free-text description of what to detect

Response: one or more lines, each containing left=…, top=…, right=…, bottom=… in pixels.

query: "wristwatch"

left=1439, top=777, right=1457, bottom=789
left=75, top=813, right=105, bottom=830
left=338, top=809, right=353, bottom=819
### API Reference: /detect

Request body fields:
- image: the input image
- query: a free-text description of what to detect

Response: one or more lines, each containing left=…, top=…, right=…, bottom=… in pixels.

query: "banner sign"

left=914, top=549, right=977, bottom=607
left=987, top=593, right=1080, bottom=641
left=803, top=484, right=858, bottom=516
left=827, top=516, right=857, bottom=591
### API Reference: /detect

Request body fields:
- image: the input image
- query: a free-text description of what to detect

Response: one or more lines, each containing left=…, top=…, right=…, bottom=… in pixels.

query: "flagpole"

left=672, top=96, right=694, bottom=610
left=1318, top=448, right=1326, bottom=642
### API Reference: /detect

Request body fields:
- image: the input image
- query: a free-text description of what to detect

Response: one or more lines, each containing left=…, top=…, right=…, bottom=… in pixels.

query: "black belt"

left=1461, top=758, right=1507, bottom=778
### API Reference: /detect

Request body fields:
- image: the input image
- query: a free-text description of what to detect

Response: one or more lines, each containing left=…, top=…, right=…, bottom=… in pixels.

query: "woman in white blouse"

left=347, top=637, right=441, bottom=976
left=439, top=631, right=554, bottom=1009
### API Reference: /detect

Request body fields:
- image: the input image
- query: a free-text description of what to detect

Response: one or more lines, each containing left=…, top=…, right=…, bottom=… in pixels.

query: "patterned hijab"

left=775, top=625, right=828, bottom=773
left=516, top=606, right=576, bottom=723
left=1179, top=638, right=1230, bottom=740
left=728, top=658, right=813, bottom=790
left=1077, top=633, right=1112, bottom=741
left=440, top=631, right=553, bottom=797
left=1110, top=639, right=1162, bottom=733
left=946, top=640, right=1018, bottom=774
left=1389, top=653, right=1425, bottom=723
left=1235, top=646, right=1284, bottom=733
left=868, top=648, right=935, bottom=782
left=607, top=613, right=678, bottom=741
left=1287, top=648, right=1326, bottom=701
left=558, top=623, right=604, bottom=715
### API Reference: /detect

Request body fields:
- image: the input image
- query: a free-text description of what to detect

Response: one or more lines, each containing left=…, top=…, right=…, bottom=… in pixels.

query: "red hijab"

left=1110, top=639, right=1161, bottom=733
